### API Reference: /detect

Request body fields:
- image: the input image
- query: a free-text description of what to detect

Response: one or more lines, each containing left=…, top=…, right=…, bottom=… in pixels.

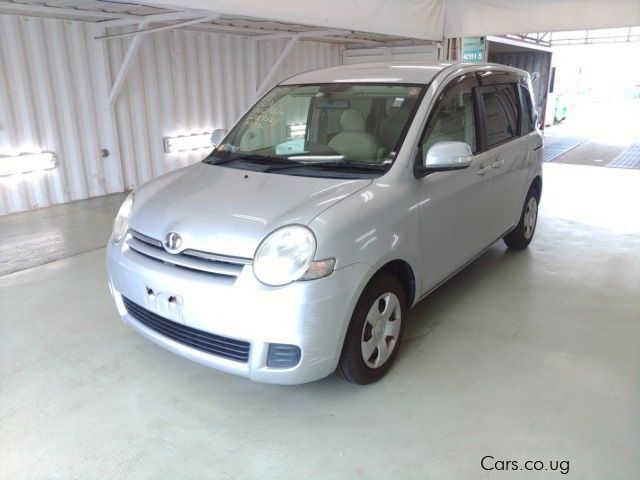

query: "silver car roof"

left=281, top=61, right=528, bottom=85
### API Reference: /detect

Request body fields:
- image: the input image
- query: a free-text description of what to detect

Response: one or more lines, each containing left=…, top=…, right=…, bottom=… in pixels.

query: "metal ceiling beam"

left=188, top=23, right=286, bottom=36
left=97, top=11, right=195, bottom=28
left=0, top=2, right=139, bottom=20
left=254, top=28, right=349, bottom=41
left=188, top=23, right=384, bottom=45
left=255, top=34, right=299, bottom=97
left=251, top=28, right=385, bottom=46
left=95, top=16, right=215, bottom=41
left=108, top=19, right=149, bottom=105
left=327, top=36, right=382, bottom=46
left=103, top=14, right=217, bottom=104
left=0, top=2, right=409, bottom=47
left=44, top=0, right=98, bottom=6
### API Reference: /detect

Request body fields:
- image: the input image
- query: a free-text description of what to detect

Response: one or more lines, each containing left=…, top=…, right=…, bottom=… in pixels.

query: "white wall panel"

left=108, top=30, right=255, bottom=188
left=110, top=32, right=340, bottom=189
left=257, top=39, right=342, bottom=88
left=0, top=15, right=121, bottom=215
left=0, top=15, right=342, bottom=214
left=343, top=45, right=439, bottom=64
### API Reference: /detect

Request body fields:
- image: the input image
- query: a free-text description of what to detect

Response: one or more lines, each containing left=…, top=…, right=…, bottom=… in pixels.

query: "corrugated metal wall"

left=0, top=15, right=121, bottom=215
left=108, top=30, right=255, bottom=189
left=343, top=44, right=439, bottom=64
left=112, top=32, right=342, bottom=189
left=258, top=39, right=343, bottom=84
left=0, top=14, right=342, bottom=214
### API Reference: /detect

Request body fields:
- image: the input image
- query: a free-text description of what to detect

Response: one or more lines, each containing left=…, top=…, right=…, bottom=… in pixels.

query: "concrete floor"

left=1, top=163, right=639, bottom=479
left=544, top=99, right=640, bottom=168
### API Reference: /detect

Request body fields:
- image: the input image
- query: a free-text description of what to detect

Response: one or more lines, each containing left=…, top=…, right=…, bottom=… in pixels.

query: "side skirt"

left=412, top=226, right=515, bottom=308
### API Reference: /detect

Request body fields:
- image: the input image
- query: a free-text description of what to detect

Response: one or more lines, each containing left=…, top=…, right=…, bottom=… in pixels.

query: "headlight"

left=112, top=192, right=134, bottom=243
left=253, top=225, right=317, bottom=286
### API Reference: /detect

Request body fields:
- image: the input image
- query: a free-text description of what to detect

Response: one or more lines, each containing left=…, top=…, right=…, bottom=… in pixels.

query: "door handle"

left=491, top=158, right=505, bottom=169
left=477, top=165, right=491, bottom=175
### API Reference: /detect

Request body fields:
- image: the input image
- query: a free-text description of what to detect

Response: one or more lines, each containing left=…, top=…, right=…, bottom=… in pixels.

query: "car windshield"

left=205, top=83, right=425, bottom=178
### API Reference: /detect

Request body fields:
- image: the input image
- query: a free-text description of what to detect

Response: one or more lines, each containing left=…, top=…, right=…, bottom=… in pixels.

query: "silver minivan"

left=107, top=61, right=543, bottom=385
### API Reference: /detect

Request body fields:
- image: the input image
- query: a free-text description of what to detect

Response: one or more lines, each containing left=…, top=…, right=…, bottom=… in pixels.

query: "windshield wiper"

left=203, top=151, right=223, bottom=164
left=265, top=161, right=387, bottom=173
left=208, top=154, right=300, bottom=166
left=207, top=153, right=387, bottom=173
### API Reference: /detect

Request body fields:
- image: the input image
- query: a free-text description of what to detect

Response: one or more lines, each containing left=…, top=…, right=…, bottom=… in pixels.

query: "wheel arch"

left=374, top=259, right=417, bottom=309
left=531, top=175, right=542, bottom=200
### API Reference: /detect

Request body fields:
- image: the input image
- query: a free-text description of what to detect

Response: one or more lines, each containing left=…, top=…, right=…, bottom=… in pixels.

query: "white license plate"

left=143, top=285, right=184, bottom=323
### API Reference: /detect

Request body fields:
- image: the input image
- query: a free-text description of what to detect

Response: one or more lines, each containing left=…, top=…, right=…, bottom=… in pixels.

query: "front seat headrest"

left=340, top=108, right=366, bottom=132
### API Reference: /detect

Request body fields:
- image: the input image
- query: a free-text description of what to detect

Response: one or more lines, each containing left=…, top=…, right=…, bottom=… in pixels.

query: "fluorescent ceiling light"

left=163, top=133, right=212, bottom=153
left=0, top=152, right=56, bottom=176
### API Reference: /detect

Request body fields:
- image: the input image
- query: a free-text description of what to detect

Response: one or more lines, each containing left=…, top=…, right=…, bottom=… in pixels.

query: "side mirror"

left=416, top=141, right=473, bottom=176
left=210, top=129, right=227, bottom=148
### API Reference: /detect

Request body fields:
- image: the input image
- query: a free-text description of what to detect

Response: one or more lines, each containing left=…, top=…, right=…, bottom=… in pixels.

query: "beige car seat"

left=328, top=109, right=379, bottom=162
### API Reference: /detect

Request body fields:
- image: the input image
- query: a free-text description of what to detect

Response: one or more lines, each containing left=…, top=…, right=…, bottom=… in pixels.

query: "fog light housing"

left=267, top=343, right=301, bottom=369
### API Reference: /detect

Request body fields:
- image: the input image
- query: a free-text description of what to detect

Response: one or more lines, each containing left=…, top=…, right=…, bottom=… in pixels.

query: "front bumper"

left=107, top=236, right=373, bottom=384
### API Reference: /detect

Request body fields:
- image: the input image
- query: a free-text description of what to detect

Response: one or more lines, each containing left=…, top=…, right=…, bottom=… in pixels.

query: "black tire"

left=337, top=273, right=406, bottom=385
left=503, top=186, right=539, bottom=250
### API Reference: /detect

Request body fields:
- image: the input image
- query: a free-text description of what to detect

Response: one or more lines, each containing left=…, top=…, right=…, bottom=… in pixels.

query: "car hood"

left=129, top=163, right=371, bottom=259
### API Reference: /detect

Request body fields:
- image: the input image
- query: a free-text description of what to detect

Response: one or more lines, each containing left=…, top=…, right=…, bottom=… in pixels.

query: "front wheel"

left=337, top=273, right=406, bottom=384
left=503, top=186, right=539, bottom=250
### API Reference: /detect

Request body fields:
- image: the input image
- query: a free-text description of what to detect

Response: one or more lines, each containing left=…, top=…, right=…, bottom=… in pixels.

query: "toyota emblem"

left=164, top=232, right=182, bottom=253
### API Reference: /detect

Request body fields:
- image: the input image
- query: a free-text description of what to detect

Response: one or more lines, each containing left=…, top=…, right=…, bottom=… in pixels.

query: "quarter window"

left=480, top=84, right=519, bottom=149
left=519, top=84, right=535, bottom=134
left=420, top=77, right=477, bottom=154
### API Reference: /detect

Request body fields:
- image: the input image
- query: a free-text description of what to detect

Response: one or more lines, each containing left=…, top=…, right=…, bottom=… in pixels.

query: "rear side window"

left=519, top=84, right=535, bottom=134
left=480, top=84, right=519, bottom=149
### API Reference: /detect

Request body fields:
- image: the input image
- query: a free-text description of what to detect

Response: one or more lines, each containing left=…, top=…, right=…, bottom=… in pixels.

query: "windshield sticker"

left=246, top=98, right=285, bottom=130
left=217, top=143, right=239, bottom=152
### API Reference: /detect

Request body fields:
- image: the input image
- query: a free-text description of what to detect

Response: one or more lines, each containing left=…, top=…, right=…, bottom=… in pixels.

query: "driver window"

left=420, top=77, right=476, bottom=155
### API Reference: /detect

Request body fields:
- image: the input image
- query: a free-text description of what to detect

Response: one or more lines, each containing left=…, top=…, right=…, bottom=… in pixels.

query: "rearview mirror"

left=210, top=129, right=227, bottom=148
left=416, top=141, right=473, bottom=176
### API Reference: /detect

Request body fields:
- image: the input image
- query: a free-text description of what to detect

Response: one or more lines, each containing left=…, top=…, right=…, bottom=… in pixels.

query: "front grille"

left=126, top=229, right=251, bottom=278
left=123, top=296, right=250, bottom=363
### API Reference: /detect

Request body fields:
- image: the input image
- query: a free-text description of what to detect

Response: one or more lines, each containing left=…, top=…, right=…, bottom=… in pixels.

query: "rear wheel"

left=337, top=273, right=406, bottom=384
left=503, top=186, right=539, bottom=250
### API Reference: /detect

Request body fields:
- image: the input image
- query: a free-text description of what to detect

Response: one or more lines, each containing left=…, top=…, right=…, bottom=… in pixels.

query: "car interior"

left=236, top=85, right=423, bottom=164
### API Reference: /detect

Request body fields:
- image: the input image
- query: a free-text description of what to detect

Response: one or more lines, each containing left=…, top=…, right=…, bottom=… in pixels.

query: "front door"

left=414, top=74, right=494, bottom=295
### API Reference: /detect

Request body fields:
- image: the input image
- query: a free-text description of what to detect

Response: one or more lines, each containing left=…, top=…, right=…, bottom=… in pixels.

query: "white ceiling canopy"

left=1, top=0, right=638, bottom=41
left=131, top=0, right=640, bottom=40
left=123, top=0, right=447, bottom=40
left=444, top=0, right=640, bottom=38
